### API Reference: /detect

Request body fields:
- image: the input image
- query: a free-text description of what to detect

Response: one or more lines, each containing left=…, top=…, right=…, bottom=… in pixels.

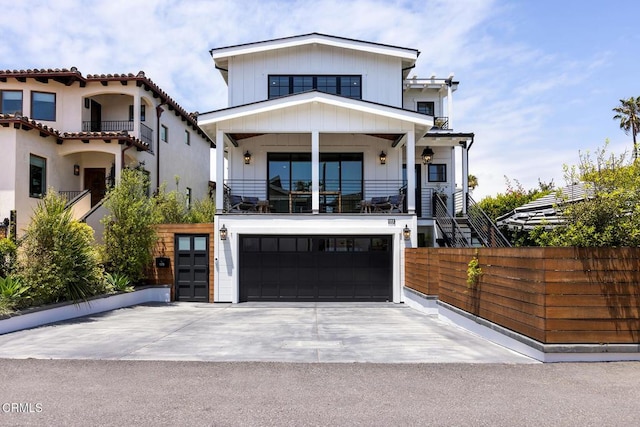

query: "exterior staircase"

left=434, top=193, right=510, bottom=248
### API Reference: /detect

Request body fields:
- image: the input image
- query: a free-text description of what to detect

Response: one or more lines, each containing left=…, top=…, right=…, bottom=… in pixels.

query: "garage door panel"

left=240, top=235, right=391, bottom=302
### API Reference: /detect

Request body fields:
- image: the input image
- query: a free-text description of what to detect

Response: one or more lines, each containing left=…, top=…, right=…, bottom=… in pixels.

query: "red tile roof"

left=0, top=113, right=150, bottom=150
left=0, top=68, right=212, bottom=146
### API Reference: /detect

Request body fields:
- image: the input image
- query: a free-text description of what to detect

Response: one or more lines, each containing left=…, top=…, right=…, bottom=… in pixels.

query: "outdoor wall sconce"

left=73, top=164, right=80, bottom=176
left=219, top=224, right=228, bottom=241
left=403, top=224, right=411, bottom=240
left=244, top=151, right=252, bottom=165
left=421, top=147, right=434, bottom=164
left=379, top=151, right=387, bottom=165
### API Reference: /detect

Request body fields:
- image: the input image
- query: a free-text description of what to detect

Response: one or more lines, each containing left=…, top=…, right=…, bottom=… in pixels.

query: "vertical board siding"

left=147, top=223, right=215, bottom=302
left=404, top=247, right=640, bottom=344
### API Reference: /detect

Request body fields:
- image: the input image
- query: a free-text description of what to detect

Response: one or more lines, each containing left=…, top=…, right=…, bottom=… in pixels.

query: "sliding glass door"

left=267, top=153, right=363, bottom=213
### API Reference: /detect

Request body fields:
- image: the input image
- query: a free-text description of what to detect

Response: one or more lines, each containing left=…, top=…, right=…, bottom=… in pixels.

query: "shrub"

left=0, top=238, right=17, bottom=277
left=105, top=272, right=134, bottom=293
left=0, top=275, right=30, bottom=309
left=152, top=181, right=189, bottom=224
left=101, top=169, right=156, bottom=283
left=18, top=191, right=106, bottom=305
left=186, top=196, right=216, bottom=223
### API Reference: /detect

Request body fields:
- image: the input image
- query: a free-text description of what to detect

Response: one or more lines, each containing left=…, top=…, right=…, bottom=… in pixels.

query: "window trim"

left=161, top=124, right=168, bottom=143
left=29, top=154, right=46, bottom=198
left=268, top=75, right=362, bottom=100
left=1, top=90, right=23, bottom=115
left=427, top=163, right=447, bottom=183
left=417, top=101, right=435, bottom=116
left=31, top=91, right=56, bottom=121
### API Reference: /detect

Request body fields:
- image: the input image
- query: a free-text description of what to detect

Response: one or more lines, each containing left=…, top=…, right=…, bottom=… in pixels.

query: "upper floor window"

left=428, top=163, right=447, bottom=182
left=29, top=154, right=46, bottom=198
left=184, top=130, right=190, bottom=145
left=129, top=104, right=146, bottom=122
left=31, top=91, right=56, bottom=121
left=161, top=125, right=168, bottom=143
left=268, top=75, right=361, bottom=100
left=417, top=101, right=434, bottom=116
left=1, top=90, right=22, bottom=115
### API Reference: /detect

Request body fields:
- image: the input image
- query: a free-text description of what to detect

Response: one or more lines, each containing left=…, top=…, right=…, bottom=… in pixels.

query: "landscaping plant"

left=0, top=275, right=30, bottom=310
left=18, top=190, right=107, bottom=305
left=104, top=272, right=134, bottom=293
left=0, top=237, right=17, bottom=277
left=101, top=168, right=156, bottom=283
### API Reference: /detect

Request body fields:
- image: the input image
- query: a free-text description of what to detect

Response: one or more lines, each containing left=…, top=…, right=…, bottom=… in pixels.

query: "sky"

left=2, top=0, right=639, bottom=199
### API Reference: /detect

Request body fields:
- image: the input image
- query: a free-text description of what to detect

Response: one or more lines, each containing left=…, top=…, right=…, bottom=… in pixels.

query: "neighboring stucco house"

left=0, top=68, right=213, bottom=236
left=198, top=33, right=490, bottom=303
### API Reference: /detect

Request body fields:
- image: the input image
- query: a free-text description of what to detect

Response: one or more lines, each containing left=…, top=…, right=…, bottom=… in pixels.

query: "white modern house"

left=199, top=33, right=504, bottom=304
left=0, top=68, right=213, bottom=236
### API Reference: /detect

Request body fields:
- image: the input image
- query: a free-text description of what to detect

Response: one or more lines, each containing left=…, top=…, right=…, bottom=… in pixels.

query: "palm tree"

left=468, top=174, right=478, bottom=190
left=612, top=97, right=640, bottom=159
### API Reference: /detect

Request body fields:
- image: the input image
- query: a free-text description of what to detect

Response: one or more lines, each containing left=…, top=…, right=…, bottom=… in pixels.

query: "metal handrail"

left=82, top=120, right=134, bottom=132
left=466, top=194, right=511, bottom=247
left=433, top=193, right=470, bottom=247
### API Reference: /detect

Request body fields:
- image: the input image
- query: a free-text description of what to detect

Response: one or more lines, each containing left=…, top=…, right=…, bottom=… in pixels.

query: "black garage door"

left=239, top=235, right=392, bottom=302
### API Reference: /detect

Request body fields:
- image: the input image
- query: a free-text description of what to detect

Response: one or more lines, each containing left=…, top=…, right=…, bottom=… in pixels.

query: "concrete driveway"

left=0, top=302, right=536, bottom=363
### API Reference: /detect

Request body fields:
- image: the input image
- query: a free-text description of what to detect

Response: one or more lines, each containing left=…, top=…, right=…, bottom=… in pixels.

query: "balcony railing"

left=140, top=123, right=153, bottom=147
left=433, top=116, right=449, bottom=130
left=223, top=179, right=406, bottom=214
left=82, top=120, right=134, bottom=132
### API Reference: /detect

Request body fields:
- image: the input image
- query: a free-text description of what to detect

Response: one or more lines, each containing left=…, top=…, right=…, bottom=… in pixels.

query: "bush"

left=18, top=191, right=106, bottom=305
left=0, top=238, right=17, bottom=277
left=101, top=169, right=156, bottom=283
left=0, top=275, right=30, bottom=310
left=152, top=181, right=189, bottom=224
left=105, top=272, right=134, bottom=293
left=186, top=196, right=216, bottom=223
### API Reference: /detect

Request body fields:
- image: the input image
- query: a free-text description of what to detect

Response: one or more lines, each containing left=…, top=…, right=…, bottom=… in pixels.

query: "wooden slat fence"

left=405, top=247, right=640, bottom=344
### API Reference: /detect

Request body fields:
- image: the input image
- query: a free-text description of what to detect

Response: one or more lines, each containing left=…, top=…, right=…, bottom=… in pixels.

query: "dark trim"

left=209, top=32, right=420, bottom=57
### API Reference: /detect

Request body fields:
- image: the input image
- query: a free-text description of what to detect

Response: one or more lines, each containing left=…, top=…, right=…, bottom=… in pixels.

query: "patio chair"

left=229, top=195, right=244, bottom=212
left=388, top=194, right=405, bottom=213
left=240, top=196, right=259, bottom=212
left=370, top=196, right=390, bottom=212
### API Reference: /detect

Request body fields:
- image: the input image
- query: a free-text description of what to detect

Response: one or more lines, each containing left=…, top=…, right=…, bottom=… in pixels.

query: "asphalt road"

left=1, top=360, right=639, bottom=426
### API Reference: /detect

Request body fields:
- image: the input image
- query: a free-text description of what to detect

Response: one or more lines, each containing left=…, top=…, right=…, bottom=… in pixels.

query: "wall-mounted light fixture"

left=220, top=224, right=228, bottom=241
left=379, top=151, right=387, bottom=165
left=73, top=164, right=80, bottom=176
left=403, top=224, right=411, bottom=240
left=244, top=151, right=252, bottom=165
left=421, top=147, right=434, bottom=164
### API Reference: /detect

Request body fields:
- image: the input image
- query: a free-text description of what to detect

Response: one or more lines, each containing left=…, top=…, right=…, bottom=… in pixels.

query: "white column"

left=311, top=130, right=320, bottom=214
left=447, top=80, right=453, bottom=130
left=461, top=141, right=468, bottom=214
left=216, top=129, right=225, bottom=214
left=114, top=151, right=122, bottom=182
left=406, top=130, right=415, bottom=214
left=133, top=96, right=140, bottom=139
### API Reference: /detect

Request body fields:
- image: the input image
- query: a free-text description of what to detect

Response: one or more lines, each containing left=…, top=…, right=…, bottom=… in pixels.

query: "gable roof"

left=209, top=33, right=419, bottom=81
left=0, top=68, right=214, bottom=147
left=198, top=90, right=433, bottom=137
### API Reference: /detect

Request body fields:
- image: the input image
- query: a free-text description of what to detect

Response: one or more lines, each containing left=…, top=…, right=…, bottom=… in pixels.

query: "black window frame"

left=29, top=154, right=46, bottom=198
left=1, top=90, right=23, bottom=115
left=417, top=101, right=435, bottom=116
left=428, top=163, right=447, bottom=182
left=161, top=125, right=168, bottom=143
left=185, top=129, right=190, bottom=145
left=31, top=91, right=56, bottom=121
left=129, top=104, right=146, bottom=122
left=268, top=75, right=362, bottom=100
